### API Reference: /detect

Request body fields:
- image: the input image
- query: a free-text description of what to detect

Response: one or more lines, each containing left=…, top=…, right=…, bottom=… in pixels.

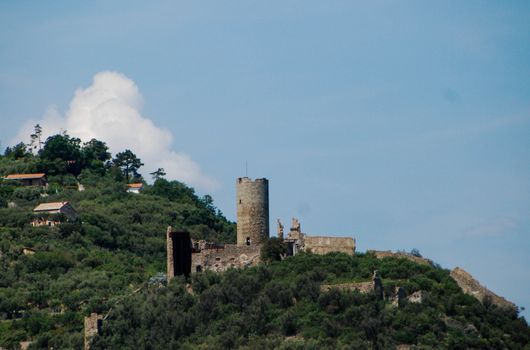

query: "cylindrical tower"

left=236, top=177, right=269, bottom=246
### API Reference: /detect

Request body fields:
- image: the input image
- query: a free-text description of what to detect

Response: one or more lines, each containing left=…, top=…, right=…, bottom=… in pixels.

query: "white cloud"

left=13, top=71, right=217, bottom=190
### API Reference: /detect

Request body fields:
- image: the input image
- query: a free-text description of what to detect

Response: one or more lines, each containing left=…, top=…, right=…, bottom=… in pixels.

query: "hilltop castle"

left=166, top=177, right=356, bottom=280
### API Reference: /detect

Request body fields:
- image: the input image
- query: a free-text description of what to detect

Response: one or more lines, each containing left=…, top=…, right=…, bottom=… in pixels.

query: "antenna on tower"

left=245, top=161, right=248, bottom=177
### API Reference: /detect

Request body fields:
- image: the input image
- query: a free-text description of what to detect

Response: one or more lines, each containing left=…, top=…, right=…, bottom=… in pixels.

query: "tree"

left=112, top=150, right=144, bottom=182
left=28, top=124, right=43, bottom=152
left=410, top=248, right=422, bottom=257
left=82, top=139, right=111, bottom=175
left=4, top=142, right=31, bottom=159
left=82, top=139, right=111, bottom=162
left=150, top=168, right=166, bottom=181
left=260, top=237, right=287, bottom=263
left=39, top=134, right=83, bottom=175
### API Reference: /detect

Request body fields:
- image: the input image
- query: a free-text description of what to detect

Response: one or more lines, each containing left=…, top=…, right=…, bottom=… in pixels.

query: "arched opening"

left=196, top=265, right=202, bottom=272
left=246, top=237, right=251, bottom=246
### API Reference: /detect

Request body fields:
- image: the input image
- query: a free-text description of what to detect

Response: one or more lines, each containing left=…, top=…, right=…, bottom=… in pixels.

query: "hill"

left=0, top=134, right=234, bottom=348
left=0, top=133, right=529, bottom=349
left=90, top=252, right=530, bottom=349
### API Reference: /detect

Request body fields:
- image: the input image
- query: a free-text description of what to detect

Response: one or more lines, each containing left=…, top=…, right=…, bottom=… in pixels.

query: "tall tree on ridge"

left=113, top=150, right=144, bottom=182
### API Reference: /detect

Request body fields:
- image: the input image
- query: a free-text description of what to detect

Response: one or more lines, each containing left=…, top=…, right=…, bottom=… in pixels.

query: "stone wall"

left=167, top=227, right=192, bottom=280
left=192, top=243, right=261, bottom=273
left=450, top=267, right=516, bottom=310
left=236, top=177, right=269, bottom=246
left=367, top=250, right=433, bottom=266
left=321, top=272, right=383, bottom=300
left=304, top=236, right=355, bottom=256
left=321, top=281, right=373, bottom=294
left=84, top=313, right=102, bottom=350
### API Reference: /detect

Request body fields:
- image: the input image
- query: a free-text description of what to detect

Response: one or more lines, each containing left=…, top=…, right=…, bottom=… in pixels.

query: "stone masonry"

left=191, top=242, right=261, bottom=273
left=320, top=271, right=383, bottom=300
left=236, top=177, right=269, bottom=246
left=304, top=236, right=356, bottom=255
left=367, top=250, right=433, bottom=266
left=283, top=218, right=355, bottom=256
left=84, top=313, right=102, bottom=350
left=166, top=227, right=192, bottom=281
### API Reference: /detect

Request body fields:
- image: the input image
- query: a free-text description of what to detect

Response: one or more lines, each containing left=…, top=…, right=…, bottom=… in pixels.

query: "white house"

left=127, top=183, right=144, bottom=194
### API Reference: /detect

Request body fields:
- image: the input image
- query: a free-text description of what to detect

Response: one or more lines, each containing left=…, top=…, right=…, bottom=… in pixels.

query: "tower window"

left=239, top=199, right=242, bottom=204
left=246, top=237, right=251, bottom=246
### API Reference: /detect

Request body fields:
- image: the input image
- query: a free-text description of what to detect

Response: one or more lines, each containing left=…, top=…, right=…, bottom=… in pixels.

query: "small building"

left=127, top=183, right=143, bottom=194
left=4, top=173, right=47, bottom=187
left=32, top=201, right=78, bottom=227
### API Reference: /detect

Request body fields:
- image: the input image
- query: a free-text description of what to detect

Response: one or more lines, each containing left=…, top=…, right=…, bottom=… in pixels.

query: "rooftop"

left=5, top=173, right=46, bottom=180
left=33, top=201, right=70, bottom=212
left=127, top=183, right=143, bottom=188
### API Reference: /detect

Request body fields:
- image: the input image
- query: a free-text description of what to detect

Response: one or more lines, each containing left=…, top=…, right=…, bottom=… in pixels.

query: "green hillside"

left=93, top=253, right=530, bottom=350
left=0, top=133, right=529, bottom=349
left=0, top=134, right=234, bottom=348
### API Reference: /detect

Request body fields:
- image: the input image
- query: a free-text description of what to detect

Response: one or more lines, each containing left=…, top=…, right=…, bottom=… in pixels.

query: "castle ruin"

left=166, top=228, right=192, bottom=281
left=282, top=218, right=356, bottom=256
left=165, top=176, right=356, bottom=275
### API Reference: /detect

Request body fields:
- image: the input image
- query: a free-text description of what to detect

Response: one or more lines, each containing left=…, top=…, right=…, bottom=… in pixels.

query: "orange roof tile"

left=127, top=183, right=143, bottom=188
left=5, top=173, right=46, bottom=180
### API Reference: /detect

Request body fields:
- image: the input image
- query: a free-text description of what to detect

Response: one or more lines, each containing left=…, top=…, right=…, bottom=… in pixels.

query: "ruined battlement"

left=192, top=244, right=261, bottom=273
left=367, top=250, right=433, bottom=266
left=237, top=177, right=268, bottom=184
left=166, top=227, right=192, bottom=280
left=304, top=236, right=355, bottom=256
left=281, top=218, right=356, bottom=257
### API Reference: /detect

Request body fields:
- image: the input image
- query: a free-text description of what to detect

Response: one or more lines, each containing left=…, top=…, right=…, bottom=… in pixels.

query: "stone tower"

left=236, top=177, right=269, bottom=246
left=166, top=226, right=192, bottom=280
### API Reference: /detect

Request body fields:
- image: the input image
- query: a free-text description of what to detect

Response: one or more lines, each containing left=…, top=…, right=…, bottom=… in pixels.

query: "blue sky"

left=1, top=1, right=529, bottom=318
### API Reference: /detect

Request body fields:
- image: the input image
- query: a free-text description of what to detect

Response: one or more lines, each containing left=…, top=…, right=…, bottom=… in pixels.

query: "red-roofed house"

left=31, top=201, right=78, bottom=227
left=4, top=173, right=47, bottom=187
left=127, top=183, right=144, bottom=194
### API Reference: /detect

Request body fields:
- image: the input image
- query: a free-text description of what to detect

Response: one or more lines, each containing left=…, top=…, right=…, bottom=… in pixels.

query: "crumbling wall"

left=304, top=236, right=355, bottom=256
left=450, top=267, right=515, bottom=310
left=192, top=244, right=261, bottom=273
left=321, top=271, right=383, bottom=300
left=166, top=227, right=192, bottom=281
left=84, top=313, right=102, bottom=350
left=367, top=250, right=433, bottom=266
left=320, top=281, right=373, bottom=294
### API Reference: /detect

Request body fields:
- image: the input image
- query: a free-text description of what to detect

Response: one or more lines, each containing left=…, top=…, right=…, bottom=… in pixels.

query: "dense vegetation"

left=0, top=130, right=529, bottom=349
left=92, top=253, right=530, bottom=350
left=0, top=131, right=234, bottom=348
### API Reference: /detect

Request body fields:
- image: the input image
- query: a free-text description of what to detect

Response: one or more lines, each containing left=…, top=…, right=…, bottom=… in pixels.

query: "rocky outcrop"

left=367, top=250, right=433, bottom=266
left=450, top=267, right=516, bottom=310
